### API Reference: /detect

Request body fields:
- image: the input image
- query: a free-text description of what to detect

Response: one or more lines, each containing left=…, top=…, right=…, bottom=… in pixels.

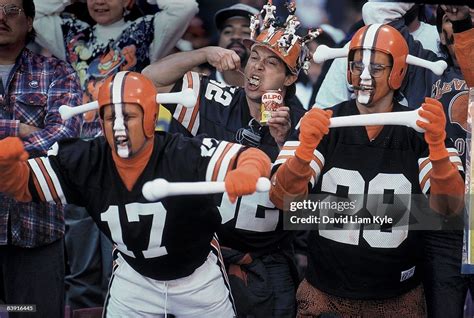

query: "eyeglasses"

left=349, top=61, right=392, bottom=78
left=0, top=5, right=23, bottom=18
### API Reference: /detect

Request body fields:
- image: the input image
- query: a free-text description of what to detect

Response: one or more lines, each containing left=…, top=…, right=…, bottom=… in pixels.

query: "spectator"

left=314, top=4, right=441, bottom=109
left=31, top=0, right=198, bottom=309
left=0, top=1, right=81, bottom=317
left=270, top=23, right=464, bottom=317
left=33, top=0, right=198, bottom=137
left=362, top=2, right=474, bottom=317
left=142, top=2, right=314, bottom=316
left=0, top=71, right=271, bottom=317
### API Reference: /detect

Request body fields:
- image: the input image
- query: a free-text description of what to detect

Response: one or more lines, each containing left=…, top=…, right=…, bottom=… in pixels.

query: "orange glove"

left=295, top=108, right=332, bottom=162
left=225, top=148, right=271, bottom=203
left=0, top=137, right=31, bottom=202
left=416, top=98, right=448, bottom=161
left=0, top=137, right=28, bottom=163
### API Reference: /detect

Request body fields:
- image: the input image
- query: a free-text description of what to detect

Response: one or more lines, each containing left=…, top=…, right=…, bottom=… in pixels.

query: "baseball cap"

left=214, top=3, right=259, bottom=30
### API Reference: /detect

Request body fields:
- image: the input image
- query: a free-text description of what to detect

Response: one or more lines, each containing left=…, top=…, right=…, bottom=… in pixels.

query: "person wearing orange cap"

left=142, top=2, right=317, bottom=316
left=269, top=24, right=464, bottom=317
left=0, top=71, right=271, bottom=317
left=361, top=3, right=474, bottom=317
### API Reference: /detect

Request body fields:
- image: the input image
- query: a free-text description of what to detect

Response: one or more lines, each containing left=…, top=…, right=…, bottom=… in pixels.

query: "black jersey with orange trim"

left=275, top=100, right=463, bottom=299
left=27, top=132, right=246, bottom=280
left=163, top=71, right=306, bottom=252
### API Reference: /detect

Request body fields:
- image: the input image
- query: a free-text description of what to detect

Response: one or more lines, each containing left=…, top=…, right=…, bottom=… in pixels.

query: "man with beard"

left=212, top=3, right=259, bottom=87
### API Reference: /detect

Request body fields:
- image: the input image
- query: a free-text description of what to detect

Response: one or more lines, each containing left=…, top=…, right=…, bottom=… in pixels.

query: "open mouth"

left=115, top=136, right=128, bottom=147
left=248, top=75, right=261, bottom=87
left=353, top=84, right=374, bottom=92
left=94, top=9, right=109, bottom=14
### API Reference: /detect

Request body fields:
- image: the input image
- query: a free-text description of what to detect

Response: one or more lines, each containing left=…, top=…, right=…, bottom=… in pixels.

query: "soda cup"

left=260, top=90, right=283, bottom=125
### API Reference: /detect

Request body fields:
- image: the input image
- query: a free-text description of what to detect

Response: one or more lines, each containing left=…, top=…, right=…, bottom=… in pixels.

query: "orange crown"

left=243, top=0, right=321, bottom=75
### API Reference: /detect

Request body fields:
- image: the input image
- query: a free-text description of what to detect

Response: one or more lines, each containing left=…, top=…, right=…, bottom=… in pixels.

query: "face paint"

left=350, top=24, right=381, bottom=105
left=113, top=103, right=131, bottom=158
left=356, top=49, right=375, bottom=105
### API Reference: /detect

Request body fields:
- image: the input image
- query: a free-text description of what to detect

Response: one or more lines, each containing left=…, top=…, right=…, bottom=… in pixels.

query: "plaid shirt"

left=0, top=49, right=81, bottom=248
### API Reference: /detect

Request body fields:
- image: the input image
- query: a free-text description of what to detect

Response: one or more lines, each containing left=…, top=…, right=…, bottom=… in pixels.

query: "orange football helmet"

left=348, top=24, right=409, bottom=90
left=98, top=71, right=158, bottom=138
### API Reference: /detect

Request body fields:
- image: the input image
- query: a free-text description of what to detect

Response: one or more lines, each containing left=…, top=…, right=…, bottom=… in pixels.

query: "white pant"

left=104, top=252, right=235, bottom=317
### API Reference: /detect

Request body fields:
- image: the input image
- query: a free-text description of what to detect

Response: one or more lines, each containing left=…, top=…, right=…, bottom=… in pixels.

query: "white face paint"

left=113, top=103, right=130, bottom=158
left=108, top=72, right=131, bottom=158
left=356, top=49, right=374, bottom=105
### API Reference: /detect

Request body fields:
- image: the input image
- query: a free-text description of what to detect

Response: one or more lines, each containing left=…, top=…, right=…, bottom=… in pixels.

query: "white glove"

left=362, top=2, right=415, bottom=25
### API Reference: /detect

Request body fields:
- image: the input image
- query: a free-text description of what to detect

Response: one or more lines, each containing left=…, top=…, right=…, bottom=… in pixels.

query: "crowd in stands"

left=0, top=0, right=473, bottom=317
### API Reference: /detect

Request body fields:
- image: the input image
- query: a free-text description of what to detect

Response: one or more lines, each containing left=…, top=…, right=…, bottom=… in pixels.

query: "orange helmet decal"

left=348, top=24, right=409, bottom=90
left=98, top=71, right=158, bottom=138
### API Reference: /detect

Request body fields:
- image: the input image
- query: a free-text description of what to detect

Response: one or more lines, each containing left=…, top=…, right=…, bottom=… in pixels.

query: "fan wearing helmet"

left=347, top=24, right=408, bottom=106
left=98, top=71, right=158, bottom=160
left=268, top=25, right=464, bottom=316
left=361, top=3, right=474, bottom=318
left=0, top=71, right=272, bottom=316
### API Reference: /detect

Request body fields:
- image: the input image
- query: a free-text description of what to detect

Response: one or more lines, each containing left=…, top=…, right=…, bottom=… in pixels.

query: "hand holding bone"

left=295, top=108, right=332, bottom=162
left=142, top=177, right=271, bottom=202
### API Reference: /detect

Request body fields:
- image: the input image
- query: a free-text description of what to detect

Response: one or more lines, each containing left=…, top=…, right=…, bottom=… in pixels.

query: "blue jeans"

left=0, top=239, right=64, bottom=318
left=423, top=230, right=474, bottom=318
left=64, top=205, right=112, bottom=310
left=261, top=253, right=296, bottom=318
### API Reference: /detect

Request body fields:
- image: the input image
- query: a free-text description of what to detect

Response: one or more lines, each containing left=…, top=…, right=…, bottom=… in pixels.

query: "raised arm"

left=314, top=55, right=352, bottom=109
left=224, top=147, right=271, bottom=203
left=142, top=46, right=241, bottom=93
left=270, top=108, right=332, bottom=209
left=149, top=0, right=199, bottom=62
left=416, top=98, right=464, bottom=215
left=33, top=0, right=73, bottom=61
